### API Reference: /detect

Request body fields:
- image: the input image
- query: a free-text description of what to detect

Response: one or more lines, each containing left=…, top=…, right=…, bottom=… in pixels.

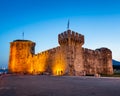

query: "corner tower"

left=8, top=40, right=35, bottom=74
left=96, top=48, right=113, bottom=75
left=58, top=30, right=85, bottom=76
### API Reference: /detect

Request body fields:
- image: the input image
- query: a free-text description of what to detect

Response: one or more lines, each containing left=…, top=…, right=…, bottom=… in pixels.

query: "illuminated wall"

left=8, top=40, right=35, bottom=73
left=26, top=47, right=67, bottom=76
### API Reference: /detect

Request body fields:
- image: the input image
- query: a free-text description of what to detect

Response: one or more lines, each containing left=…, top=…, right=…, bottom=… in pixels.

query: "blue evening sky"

left=0, top=0, right=120, bottom=68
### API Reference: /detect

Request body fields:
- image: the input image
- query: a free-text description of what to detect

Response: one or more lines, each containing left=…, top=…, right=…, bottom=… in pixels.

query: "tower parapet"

left=58, top=30, right=84, bottom=46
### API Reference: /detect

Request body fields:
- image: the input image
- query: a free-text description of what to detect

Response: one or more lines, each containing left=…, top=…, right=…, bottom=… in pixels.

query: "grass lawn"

left=101, top=71, right=120, bottom=77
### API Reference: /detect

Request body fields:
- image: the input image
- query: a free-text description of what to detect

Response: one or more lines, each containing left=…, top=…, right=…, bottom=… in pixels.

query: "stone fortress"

left=8, top=29, right=113, bottom=76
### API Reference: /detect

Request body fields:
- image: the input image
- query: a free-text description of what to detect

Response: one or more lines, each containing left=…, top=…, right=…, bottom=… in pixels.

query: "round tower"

left=8, top=39, right=35, bottom=74
left=97, top=48, right=113, bottom=75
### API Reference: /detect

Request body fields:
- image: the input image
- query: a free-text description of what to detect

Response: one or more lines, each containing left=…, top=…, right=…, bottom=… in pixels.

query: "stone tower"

left=96, top=48, right=113, bottom=75
left=58, top=30, right=84, bottom=76
left=8, top=40, right=35, bottom=74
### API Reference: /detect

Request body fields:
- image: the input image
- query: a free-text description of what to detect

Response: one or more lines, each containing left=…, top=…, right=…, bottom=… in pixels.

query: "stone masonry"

left=8, top=30, right=113, bottom=76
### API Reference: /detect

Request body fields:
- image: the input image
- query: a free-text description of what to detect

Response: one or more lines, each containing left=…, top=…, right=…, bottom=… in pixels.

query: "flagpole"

left=22, top=32, right=24, bottom=40
left=67, top=19, right=70, bottom=30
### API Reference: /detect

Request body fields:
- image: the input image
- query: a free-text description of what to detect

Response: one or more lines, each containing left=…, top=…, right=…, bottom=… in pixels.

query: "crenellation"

left=67, top=30, right=71, bottom=38
left=61, top=33, right=64, bottom=38
left=63, top=31, right=67, bottom=38
left=75, top=32, right=79, bottom=40
left=71, top=31, right=75, bottom=40
left=58, top=30, right=84, bottom=46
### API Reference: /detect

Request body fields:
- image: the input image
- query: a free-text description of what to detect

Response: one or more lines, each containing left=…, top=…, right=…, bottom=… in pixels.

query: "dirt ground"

left=0, top=75, right=120, bottom=96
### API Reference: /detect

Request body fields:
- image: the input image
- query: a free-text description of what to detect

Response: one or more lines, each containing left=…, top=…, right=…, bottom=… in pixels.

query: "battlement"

left=35, top=46, right=61, bottom=58
left=58, top=30, right=84, bottom=46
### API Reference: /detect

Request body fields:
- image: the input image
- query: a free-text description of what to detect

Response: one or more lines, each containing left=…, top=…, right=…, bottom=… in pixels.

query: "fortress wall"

left=83, top=48, right=100, bottom=75
left=26, top=49, right=50, bottom=74
left=49, top=46, right=67, bottom=75
left=27, top=46, right=68, bottom=75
